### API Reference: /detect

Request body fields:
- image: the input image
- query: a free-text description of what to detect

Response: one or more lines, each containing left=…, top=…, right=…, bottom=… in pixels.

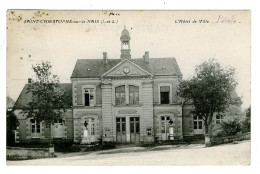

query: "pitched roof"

left=6, top=96, right=15, bottom=109
left=70, top=57, right=182, bottom=78
left=13, top=83, right=72, bottom=109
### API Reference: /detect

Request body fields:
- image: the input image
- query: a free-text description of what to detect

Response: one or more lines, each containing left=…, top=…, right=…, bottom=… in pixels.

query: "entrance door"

left=116, top=117, right=126, bottom=143
left=83, top=117, right=96, bottom=142
left=130, top=117, right=140, bottom=143
left=161, top=116, right=170, bottom=141
left=53, top=119, right=63, bottom=138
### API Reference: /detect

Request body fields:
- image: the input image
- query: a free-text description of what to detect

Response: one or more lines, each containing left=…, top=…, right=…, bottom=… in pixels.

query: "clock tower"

left=120, top=26, right=131, bottom=59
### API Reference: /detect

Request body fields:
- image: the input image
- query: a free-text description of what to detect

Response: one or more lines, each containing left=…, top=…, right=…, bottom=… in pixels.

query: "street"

left=6, top=140, right=250, bottom=166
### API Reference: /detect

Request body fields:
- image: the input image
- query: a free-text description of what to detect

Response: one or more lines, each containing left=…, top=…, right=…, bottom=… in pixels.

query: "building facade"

left=13, top=28, right=242, bottom=144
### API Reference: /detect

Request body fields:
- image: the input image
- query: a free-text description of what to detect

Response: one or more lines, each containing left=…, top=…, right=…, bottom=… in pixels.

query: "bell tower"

left=120, top=26, right=131, bottom=59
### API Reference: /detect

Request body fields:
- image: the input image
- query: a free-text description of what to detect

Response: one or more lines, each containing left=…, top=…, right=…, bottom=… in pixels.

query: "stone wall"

left=6, top=146, right=54, bottom=160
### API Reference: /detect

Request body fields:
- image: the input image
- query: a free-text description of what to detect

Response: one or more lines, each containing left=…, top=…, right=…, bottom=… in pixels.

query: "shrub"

left=242, top=117, right=250, bottom=133
left=53, top=141, right=76, bottom=152
left=100, top=142, right=116, bottom=150
left=221, top=118, right=241, bottom=136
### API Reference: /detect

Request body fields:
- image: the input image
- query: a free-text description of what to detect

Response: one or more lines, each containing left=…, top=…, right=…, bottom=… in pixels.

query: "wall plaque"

left=118, top=109, right=137, bottom=115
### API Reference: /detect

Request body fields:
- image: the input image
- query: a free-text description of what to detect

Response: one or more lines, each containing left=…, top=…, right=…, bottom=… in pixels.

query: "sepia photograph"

left=5, top=10, right=251, bottom=166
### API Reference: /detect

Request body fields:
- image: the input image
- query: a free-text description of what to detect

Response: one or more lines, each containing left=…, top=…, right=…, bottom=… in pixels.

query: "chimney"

left=103, top=52, right=108, bottom=63
left=144, top=51, right=149, bottom=63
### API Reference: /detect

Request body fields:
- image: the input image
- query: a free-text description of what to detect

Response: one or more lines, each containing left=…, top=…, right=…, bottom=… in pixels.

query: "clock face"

left=123, top=67, right=130, bottom=74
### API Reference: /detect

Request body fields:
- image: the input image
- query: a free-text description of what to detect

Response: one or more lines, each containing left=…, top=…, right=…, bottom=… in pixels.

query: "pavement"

left=6, top=140, right=250, bottom=166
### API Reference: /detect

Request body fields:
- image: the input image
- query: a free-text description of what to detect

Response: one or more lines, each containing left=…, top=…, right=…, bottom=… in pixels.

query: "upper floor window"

left=115, top=86, right=125, bottom=105
left=216, top=114, right=224, bottom=124
left=84, top=88, right=94, bottom=106
left=160, top=86, right=170, bottom=104
left=129, top=85, right=139, bottom=105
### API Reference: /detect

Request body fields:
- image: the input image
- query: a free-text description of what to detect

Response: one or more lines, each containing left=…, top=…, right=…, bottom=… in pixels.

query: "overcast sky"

left=6, top=10, right=250, bottom=109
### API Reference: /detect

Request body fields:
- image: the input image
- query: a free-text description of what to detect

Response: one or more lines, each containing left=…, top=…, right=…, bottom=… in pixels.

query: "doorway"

left=161, top=116, right=170, bottom=141
left=53, top=119, right=63, bottom=138
left=116, top=117, right=126, bottom=143
left=130, top=117, right=140, bottom=142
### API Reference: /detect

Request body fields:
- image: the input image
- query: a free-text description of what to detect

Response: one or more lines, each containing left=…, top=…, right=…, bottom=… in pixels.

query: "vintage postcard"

left=6, top=10, right=250, bottom=166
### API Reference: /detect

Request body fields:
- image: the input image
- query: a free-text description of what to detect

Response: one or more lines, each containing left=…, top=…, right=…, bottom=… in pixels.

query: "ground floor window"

left=31, top=119, right=40, bottom=133
left=30, top=119, right=41, bottom=138
left=193, top=116, right=203, bottom=129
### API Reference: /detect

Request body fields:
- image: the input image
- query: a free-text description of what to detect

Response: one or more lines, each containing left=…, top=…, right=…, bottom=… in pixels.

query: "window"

left=160, top=86, right=170, bottom=104
left=116, top=117, right=126, bottom=133
left=193, top=116, right=203, bottom=129
left=31, top=119, right=41, bottom=137
left=115, top=86, right=125, bottom=105
left=84, top=88, right=94, bottom=106
left=129, top=85, right=139, bottom=105
left=216, top=114, right=224, bottom=124
left=147, top=128, right=152, bottom=136
left=54, top=118, right=63, bottom=124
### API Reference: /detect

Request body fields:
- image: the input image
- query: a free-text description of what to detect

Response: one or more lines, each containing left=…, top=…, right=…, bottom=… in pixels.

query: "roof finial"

left=124, top=25, right=126, bottom=29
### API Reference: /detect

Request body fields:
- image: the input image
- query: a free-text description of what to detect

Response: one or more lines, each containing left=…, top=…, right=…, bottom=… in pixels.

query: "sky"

left=6, top=10, right=251, bottom=109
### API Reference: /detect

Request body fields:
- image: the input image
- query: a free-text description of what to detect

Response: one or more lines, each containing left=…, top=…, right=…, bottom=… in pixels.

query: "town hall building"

left=13, top=28, right=242, bottom=144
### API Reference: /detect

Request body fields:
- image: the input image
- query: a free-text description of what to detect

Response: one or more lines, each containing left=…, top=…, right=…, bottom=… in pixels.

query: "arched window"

left=129, top=85, right=139, bottom=105
left=115, top=86, right=125, bottom=105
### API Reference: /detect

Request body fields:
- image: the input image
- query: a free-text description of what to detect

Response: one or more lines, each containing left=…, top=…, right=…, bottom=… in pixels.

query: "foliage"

left=221, top=117, right=242, bottom=136
left=242, top=106, right=251, bottom=133
left=6, top=110, right=20, bottom=146
left=24, top=61, right=68, bottom=144
left=177, top=59, right=237, bottom=135
left=245, top=106, right=251, bottom=118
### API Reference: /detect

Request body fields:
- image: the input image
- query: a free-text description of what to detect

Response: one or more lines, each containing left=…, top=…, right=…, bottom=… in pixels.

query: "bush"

left=11, top=141, right=50, bottom=148
left=242, top=117, right=250, bottom=133
left=53, top=141, right=78, bottom=152
left=100, top=141, right=116, bottom=150
left=221, top=118, right=241, bottom=136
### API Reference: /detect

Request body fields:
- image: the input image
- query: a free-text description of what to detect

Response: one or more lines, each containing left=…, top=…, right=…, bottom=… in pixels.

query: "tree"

left=25, top=61, right=68, bottom=146
left=177, top=59, right=237, bottom=146
left=242, top=105, right=251, bottom=133
left=6, top=110, right=19, bottom=146
left=245, top=106, right=251, bottom=119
